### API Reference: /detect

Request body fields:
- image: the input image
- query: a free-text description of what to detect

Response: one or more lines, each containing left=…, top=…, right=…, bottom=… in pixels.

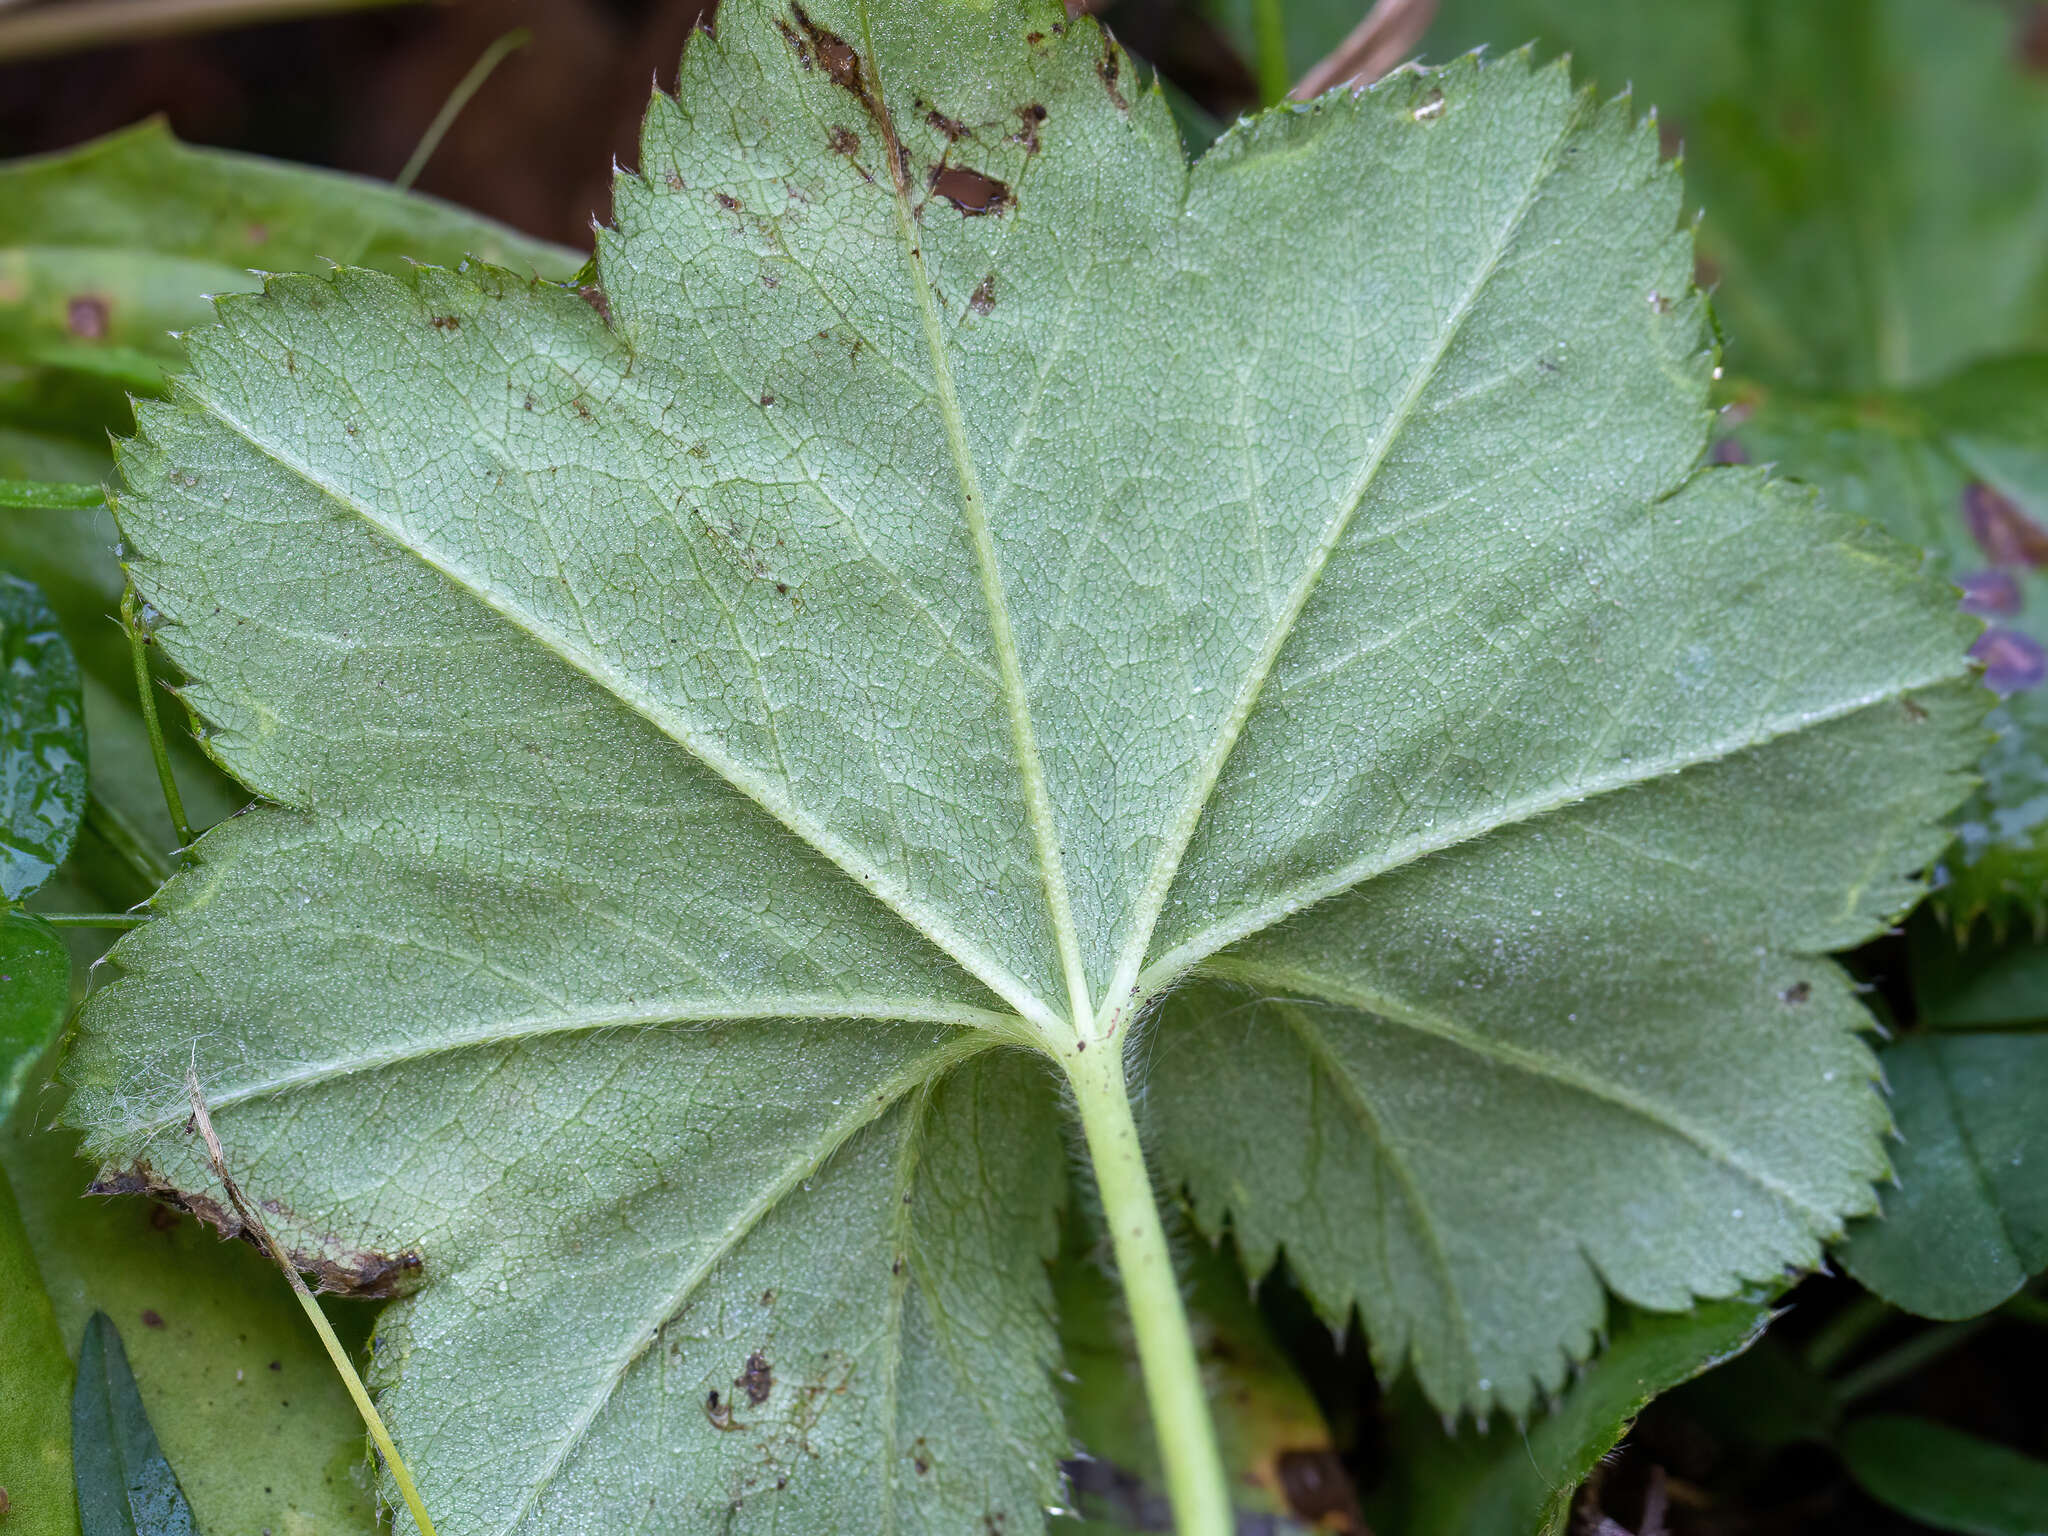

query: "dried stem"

left=1290, top=0, right=1440, bottom=101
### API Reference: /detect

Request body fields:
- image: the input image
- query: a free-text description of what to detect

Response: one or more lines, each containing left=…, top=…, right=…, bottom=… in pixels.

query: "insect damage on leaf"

left=62, top=0, right=1981, bottom=1529
left=86, top=1163, right=423, bottom=1298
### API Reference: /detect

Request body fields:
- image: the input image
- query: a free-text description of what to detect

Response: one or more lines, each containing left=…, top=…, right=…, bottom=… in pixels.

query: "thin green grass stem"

left=121, top=587, right=196, bottom=851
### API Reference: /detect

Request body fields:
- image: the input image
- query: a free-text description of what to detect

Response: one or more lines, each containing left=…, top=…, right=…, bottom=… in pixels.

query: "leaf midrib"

left=1139, top=669, right=1962, bottom=996
left=1216, top=955, right=1835, bottom=1225
left=852, top=0, right=1093, bottom=1035
left=180, top=381, right=1065, bottom=1040
left=1101, top=86, right=1588, bottom=1022
left=493, top=1032, right=988, bottom=1536
left=120, top=996, right=1020, bottom=1139
left=1277, top=1000, right=1475, bottom=1375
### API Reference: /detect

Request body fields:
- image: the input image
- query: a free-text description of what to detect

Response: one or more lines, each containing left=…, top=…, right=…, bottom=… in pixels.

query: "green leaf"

left=71, top=1311, right=198, bottom=1536
left=62, top=2, right=1976, bottom=1526
left=0, top=1162, right=78, bottom=1536
left=0, top=908, right=69, bottom=1116
left=1725, top=361, right=2048, bottom=929
left=1424, top=0, right=2048, bottom=392
left=0, top=570, right=86, bottom=902
left=1839, top=1415, right=2048, bottom=1536
left=1836, top=1033, right=2048, bottom=1318
left=2, top=1090, right=379, bottom=1536
left=1367, top=1298, right=1771, bottom=1536
left=1912, top=919, right=2048, bottom=1030
left=0, top=117, right=581, bottom=391
left=0, top=481, right=102, bottom=511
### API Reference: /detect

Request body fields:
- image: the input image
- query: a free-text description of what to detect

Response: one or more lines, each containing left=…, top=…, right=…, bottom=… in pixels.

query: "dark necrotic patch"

left=736, top=1351, right=774, bottom=1404
left=931, top=166, right=1012, bottom=216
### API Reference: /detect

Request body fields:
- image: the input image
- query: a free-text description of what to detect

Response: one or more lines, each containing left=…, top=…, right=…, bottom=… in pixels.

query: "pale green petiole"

left=1063, top=1034, right=1233, bottom=1536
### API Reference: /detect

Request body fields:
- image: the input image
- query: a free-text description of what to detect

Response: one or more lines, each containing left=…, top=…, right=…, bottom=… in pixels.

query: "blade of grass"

left=120, top=587, right=195, bottom=851
left=393, top=27, right=531, bottom=193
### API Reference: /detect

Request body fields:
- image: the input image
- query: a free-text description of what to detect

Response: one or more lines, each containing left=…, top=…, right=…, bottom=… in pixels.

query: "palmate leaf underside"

left=64, top=1, right=1977, bottom=1530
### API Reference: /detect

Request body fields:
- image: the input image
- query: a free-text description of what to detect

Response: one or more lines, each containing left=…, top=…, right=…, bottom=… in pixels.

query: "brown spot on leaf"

left=760, top=1287, right=776, bottom=1305
left=1903, top=696, right=1930, bottom=722
left=147, top=1205, right=180, bottom=1231
left=969, top=274, right=997, bottom=315
left=1779, top=981, right=1812, bottom=1005
left=716, top=192, right=742, bottom=212
left=67, top=294, right=111, bottom=339
left=931, top=166, right=1013, bottom=216
left=791, top=4, right=868, bottom=102
left=141, top=1309, right=165, bottom=1329
left=828, top=125, right=861, bottom=156
left=925, top=104, right=967, bottom=140
left=1012, top=103, right=1047, bottom=154
left=430, top=315, right=460, bottom=331
left=1098, top=38, right=1128, bottom=110
left=579, top=286, right=612, bottom=326
left=759, top=391, right=775, bottom=407
left=736, top=1351, right=774, bottom=1404
left=666, top=169, right=685, bottom=190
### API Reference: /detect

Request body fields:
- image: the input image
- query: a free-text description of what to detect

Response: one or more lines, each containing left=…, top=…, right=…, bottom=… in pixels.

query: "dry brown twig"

left=1290, top=0, right=1439, bottom=99
left=0, top=0, right=430, bottom=66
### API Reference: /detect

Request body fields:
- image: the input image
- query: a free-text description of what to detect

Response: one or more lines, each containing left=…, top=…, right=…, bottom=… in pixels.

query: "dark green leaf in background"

left=0, top=571, right=86, bottom=902
left=1913, top=919, right=2048, bottom=1029
left=1366, top=1298, right=1772, bottom=1536
left=0, top=908, right=69, bottom=1116
left=1839, top=1415, right=2048, bottom=1536
left=1837, top=1032, right=2048, bottom=1318
left=71, top=1311, right=198, bottom=1536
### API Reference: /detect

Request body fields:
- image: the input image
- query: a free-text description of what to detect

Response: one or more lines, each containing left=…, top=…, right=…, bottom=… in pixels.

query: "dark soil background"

left=4, top=5, right=2038, bottom=1534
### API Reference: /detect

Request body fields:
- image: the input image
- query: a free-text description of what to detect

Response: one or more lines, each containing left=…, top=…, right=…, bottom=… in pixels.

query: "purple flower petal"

left=1963, top=481, right=2048, bottom=567
left=1958, top=568, right=2024, bottom=616
left=1970, top=627, right=2048, bottom=693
